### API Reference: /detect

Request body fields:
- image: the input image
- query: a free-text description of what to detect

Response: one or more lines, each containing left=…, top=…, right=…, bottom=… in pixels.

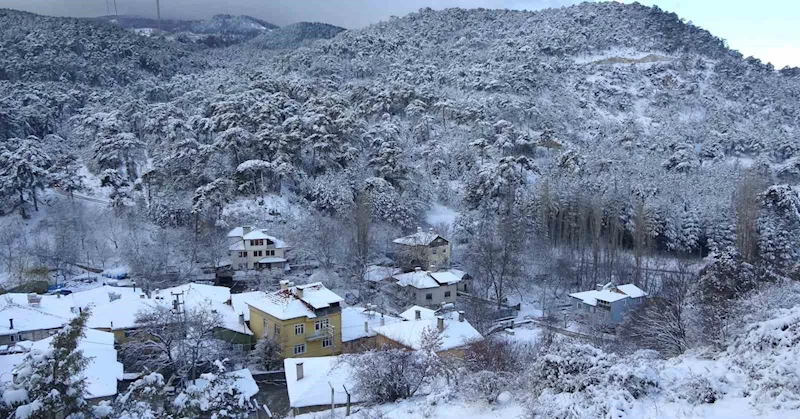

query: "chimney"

left=295, top=287, right=304, bottom=299
left=414, top=267, right=422, bottom=272
left=132, top=282, right=136, bottom=292
left=364, top=321, right=369, bottom=333
left=429, top=227, right=434, bottom=233
left=242, top=226, right=252, bottom=236
left=8, top=319, right=13, bottom=330
left=279, top=280, right=289, bottom=290
left=239, top=313, right=245, bottom=325
left=429, top=264, right=437, bottom=272
left=380, top=313, right=385, bottom=326
left=296, top=362, right=304, bottom=380
left=140, top=294, right=145, bottom=299
left=458, top=311, right=465, bottom=322
left=415, top=309, right=421, bottom=320
left=596, top=283, right=603, bottom=291
left=110, top=321, right=114, bottom=329
left=79, top=306, right=82, bottom=314
left=436, top=316, right=444, bottom=332
left=416, top=226, right=422, bottom=232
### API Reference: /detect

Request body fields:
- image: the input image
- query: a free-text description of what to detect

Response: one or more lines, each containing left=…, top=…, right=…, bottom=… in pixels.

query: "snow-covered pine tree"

left=2, top=309, right=92, bottom=419
left=757, top=185, right=800, bottom=269
left=247, top=336, right=283, bottom=372
left=171, top=360, right=252, bottom=419
left=0, top=136, right=52, bottom=218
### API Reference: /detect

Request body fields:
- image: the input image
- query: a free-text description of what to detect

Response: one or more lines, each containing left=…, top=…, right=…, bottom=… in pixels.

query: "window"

left=322, top=338, right=332, bottom=348
left=238, top=251, right=247, bottom=258
left=432, top=249, right=437, bottom=254
left=274, top=324, right=281, bottom=337
left=254, top=250, right=263, bottom=257
left=250, top=239, right=264, bottom=246
left=443, top=247, right=447, bottom=253
left=293, top=344, right=306, bottom=355
left=425, top=293, right=433, bottom=300
left=262, top=318, right=269, bottom=332
left=315, top=318, right=329, bottom=330
left=295, top=324, right=305, bottom=335
left=444, top=291, right=451, bottom=297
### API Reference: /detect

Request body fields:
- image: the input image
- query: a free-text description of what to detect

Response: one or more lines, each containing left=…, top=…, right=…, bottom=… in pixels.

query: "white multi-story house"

left=228, top=226, right=290, bottom=271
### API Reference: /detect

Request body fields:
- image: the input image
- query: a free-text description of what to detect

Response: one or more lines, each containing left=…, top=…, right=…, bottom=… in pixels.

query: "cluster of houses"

left=1, top=224, right=649, bottom=415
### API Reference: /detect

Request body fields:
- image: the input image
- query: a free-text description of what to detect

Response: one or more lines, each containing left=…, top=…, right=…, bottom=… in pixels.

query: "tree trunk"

left=18, top=187, right=27, bottom=219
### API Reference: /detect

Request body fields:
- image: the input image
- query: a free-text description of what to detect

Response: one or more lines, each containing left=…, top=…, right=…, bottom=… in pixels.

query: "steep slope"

left=248, top=22, right=345, bottom=50
left=2, top=3, right=799, bottom=257
left=0, top=9, right=204, bottom=85
left=94, top=14, right=278, bottom=47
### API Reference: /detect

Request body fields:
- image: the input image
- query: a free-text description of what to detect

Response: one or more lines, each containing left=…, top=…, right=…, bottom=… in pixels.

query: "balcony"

left=306, top=328, right=332, bottom=342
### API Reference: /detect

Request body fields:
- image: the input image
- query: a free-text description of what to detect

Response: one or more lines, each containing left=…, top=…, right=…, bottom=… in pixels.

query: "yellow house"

left=246, top=281, right=344, bottom=359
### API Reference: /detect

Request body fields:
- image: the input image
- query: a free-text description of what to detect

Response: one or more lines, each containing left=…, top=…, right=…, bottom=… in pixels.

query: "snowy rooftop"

left=399, top=306, right=437, bottom=321
left=430, top=271, right=461, bottom=285
left=229, top=241, right=245, bottom=251
left=392, top=269, right=462, bottom=289
left=0, top=329, right=123, bottom=399
left=569, top=283, right=647, bottom=306
left=228, top=226, right=288, bottom=248
left=392, top=230, right=445, bottom=246
left=363, top=265, right=400, bottom=282
left=244, top=282, right=343, bottom=320
left=392, top=270, right=441, bottom=289
left=617, top=284, right=647, bottom=298
left=230, top=291, right=263, bottom=322
left=284, top=356, right=361, bottom=409
left=449, top=269, right=469, bottom=280
left=2, top=283, right=251, bottom=336
left=374, top=316, right=483, bottom=351
left=341, top=307, right=404, bottom=343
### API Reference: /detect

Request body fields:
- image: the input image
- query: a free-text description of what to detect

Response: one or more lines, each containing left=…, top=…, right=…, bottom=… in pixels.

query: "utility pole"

left=171, top=291, right=187, bottom=384
left=328, top=325, right=336, bottom=355
left=156, top=0, right=162, bottom=33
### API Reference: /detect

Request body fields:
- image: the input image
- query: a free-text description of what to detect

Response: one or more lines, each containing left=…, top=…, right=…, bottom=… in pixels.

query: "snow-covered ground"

left=425, top=203, right=459, bottom=228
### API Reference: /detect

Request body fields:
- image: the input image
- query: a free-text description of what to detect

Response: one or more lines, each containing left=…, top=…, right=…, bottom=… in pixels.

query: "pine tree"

left=0, top=136, right=52, bottom=218
left=171, top=360, right=252, bottom=419
left=4, top=309, right=92, bottom=419
left=247, top=336, right=283, bottom=372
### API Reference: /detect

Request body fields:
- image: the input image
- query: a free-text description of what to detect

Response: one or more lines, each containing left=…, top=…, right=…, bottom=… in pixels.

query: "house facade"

left=569, top=282, right=648, bottom=324
left=246, top=281, right=344, bottom=359
left=228, top=226, right=289, bottom=271
left=393, top=227, right=451, bottom=270
left=391, top=268, right=461, bottom=308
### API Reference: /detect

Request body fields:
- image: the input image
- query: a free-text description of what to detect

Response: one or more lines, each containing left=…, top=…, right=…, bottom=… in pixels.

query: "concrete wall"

left=410, top=283, right=457, bottom=307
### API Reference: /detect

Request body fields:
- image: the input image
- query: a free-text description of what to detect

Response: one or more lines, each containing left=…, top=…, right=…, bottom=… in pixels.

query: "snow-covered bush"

left=727, top=305, right=800, bottom=410
left=524, top=342, right=659, bottom=418
left=461, top=370, right=512, bottom=403
left=673, top=373, right=723, bottom=405
left=345, top=345, right=444, bottom=403
left=247, top=336, right=283, bottom=372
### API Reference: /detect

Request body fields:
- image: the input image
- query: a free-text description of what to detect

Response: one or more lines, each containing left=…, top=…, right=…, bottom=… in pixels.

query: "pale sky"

left=1, top=0, right=797, bottom=68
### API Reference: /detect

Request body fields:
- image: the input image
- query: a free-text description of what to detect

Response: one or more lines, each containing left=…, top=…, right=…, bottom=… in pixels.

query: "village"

left=0, top=224, right=649, bottom=417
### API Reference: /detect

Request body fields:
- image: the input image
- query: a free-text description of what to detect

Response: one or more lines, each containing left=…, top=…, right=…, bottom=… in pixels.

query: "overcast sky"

left=1, top=0, right=798, bottom=68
